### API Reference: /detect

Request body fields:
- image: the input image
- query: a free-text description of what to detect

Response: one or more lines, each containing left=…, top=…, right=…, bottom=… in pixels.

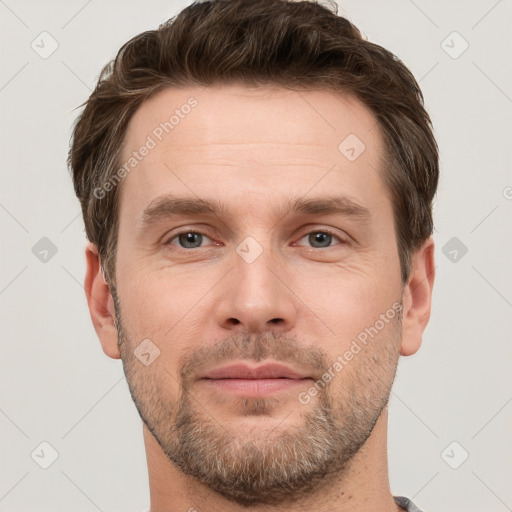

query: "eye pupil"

left=179, top=232, right=202, bottom=248
left=309, top=232, right=332, bottom=248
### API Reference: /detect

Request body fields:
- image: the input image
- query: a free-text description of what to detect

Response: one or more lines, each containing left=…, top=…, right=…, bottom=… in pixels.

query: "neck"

left=143, top=406, right=403, bottom=512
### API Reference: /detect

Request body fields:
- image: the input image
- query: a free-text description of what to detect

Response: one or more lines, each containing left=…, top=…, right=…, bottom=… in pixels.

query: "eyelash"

left=164, top=228, right=347, bottom=250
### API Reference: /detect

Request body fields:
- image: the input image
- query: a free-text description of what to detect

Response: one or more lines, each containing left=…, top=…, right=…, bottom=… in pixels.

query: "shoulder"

left=394, top=495, right=425, bottom=512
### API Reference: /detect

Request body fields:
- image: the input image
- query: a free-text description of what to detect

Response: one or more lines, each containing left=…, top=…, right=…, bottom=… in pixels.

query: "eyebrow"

left=140, top=193, right=371, bottom=229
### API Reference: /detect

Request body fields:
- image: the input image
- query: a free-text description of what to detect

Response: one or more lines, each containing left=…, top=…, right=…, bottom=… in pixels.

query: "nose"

left=214, top=244, right=298, bottom=334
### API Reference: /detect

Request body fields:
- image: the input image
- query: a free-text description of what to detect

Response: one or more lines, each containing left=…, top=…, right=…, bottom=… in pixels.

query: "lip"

left=201, top=362, right=309, bottom=380
left=199, top=363, right=312, bottom=397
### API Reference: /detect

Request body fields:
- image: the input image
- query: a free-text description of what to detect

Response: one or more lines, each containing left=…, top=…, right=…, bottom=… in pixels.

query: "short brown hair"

left=68, top=0, right=438, bottom=285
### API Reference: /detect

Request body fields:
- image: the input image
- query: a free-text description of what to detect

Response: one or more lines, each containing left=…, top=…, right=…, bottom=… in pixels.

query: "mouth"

left=199, top=362, right=312, bottom=397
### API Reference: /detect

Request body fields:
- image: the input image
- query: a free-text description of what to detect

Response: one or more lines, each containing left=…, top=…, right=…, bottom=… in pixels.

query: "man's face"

left=112, top=85, right=405, bottom=505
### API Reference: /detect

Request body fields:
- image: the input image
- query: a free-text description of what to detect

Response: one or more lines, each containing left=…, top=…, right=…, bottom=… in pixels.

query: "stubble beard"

left=113, top=288, right=401, bottom=506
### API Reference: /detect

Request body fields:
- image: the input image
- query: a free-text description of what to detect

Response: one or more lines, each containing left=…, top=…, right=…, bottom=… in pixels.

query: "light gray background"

left=1, top=0, right=511, bottom=511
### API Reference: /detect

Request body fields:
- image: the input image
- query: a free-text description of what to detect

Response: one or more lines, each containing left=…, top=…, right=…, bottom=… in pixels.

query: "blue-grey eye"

left=177, top=232, right=205, bottom=249
left=308, top=232, right=333, bottom=248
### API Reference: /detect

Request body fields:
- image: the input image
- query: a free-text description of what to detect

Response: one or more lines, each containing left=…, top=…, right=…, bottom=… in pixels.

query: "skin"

left=84, top=84, right=435, bottom=512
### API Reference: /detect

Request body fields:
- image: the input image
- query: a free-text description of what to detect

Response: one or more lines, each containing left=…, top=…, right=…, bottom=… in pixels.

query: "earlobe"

left=84, top=243, right=121, bottom=359
left=400, top=237, right=435, bottom=356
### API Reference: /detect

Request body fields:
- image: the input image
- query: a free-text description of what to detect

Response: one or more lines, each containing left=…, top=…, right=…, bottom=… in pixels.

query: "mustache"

left=178, top=331, right=329, bottom=384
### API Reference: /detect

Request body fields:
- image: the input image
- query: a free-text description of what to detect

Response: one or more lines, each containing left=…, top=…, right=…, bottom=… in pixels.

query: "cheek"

left=296, top=263, right=402, bottom=347
left=116, top=278, right=190, bottom=406
left=117, top=263, right=181, bottom=329
left=324, top=311, right=402, bottom=406
left=116, top=269, right=212, bottom=366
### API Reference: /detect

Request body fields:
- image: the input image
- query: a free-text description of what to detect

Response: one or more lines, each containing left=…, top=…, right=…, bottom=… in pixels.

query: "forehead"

left=118, top=84, right=387, bottom=221
left=123, top=84, right=380, bottom=151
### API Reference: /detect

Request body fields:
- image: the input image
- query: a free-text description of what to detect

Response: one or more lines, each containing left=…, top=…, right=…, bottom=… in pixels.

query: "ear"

left=400, top=237, right=435, bottom=356
left=84, top=243, right=120, bottom=359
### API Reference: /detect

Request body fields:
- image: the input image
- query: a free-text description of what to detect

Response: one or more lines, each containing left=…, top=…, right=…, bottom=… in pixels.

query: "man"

left=68, top=0, right=438, bottom=510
